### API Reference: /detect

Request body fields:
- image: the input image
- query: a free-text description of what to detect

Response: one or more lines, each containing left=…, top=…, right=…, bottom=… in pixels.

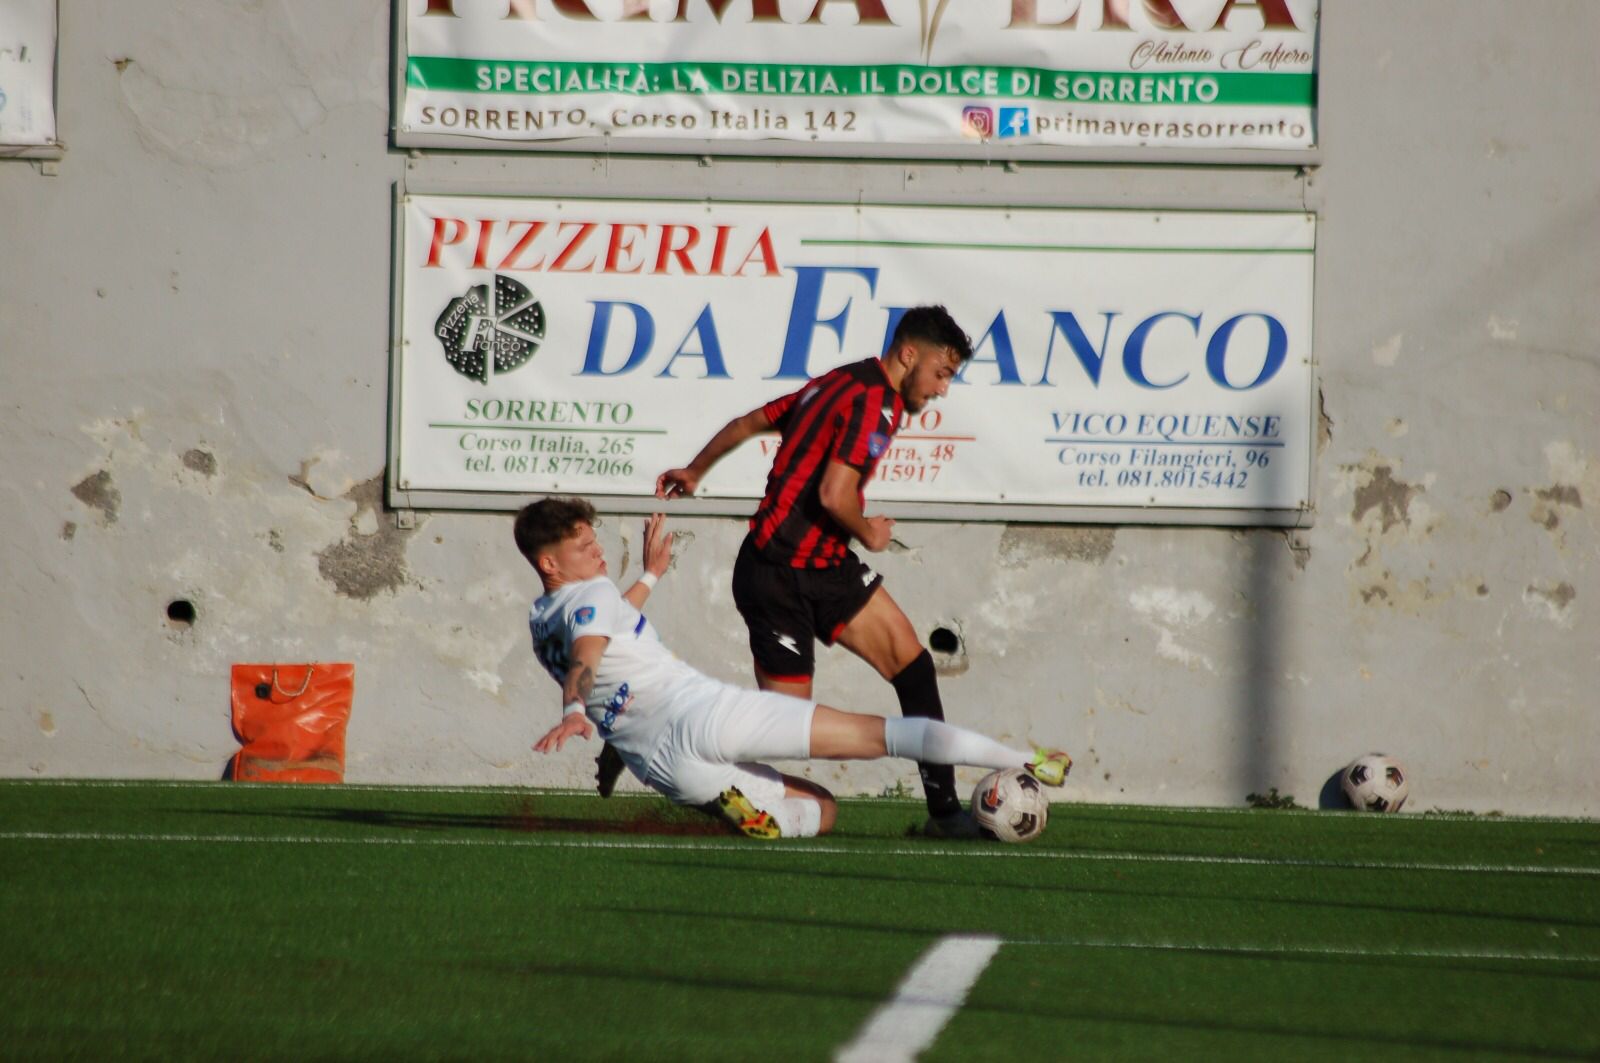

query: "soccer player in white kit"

left=518, top=498, right=1072, bottom=839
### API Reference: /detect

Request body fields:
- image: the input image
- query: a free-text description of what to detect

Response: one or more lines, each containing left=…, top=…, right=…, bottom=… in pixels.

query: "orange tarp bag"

left=229, top=663, right=355, bottom=783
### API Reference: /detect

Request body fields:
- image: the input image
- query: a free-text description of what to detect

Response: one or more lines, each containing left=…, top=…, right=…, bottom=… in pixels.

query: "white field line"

left=2, top=780, right=1596, bottom=825
left=1007, top=937, right=1600, bottom=966
left=2, top=829, right=1599, bottom=878
left=835, top=934, right=1002, bottom=1063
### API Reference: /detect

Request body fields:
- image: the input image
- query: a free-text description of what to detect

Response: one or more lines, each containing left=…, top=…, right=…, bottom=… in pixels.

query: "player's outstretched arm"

left=623, top=513, right=674, bottom=609
left=656, top=408, right=771, bottom=498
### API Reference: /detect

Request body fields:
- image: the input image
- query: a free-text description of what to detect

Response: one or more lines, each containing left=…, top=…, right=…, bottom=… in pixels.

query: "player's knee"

left=783, top=775, right=837, bottom=834
left=886, top=617, right=925, bottom=672
left=816, top=793, right=837, bottom=834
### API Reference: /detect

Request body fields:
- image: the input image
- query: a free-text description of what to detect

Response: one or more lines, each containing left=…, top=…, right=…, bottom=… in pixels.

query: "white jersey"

left=529, top=576, right=718, bottom=766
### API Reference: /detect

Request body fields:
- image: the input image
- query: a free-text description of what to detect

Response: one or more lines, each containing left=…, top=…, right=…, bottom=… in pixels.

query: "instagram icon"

left=961, top=105, right=994, bottom=139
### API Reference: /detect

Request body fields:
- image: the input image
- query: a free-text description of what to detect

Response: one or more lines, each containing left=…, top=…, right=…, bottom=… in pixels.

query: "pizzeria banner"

left=399, top=0, right=1319, bottom=153
left=0, top=0, right=57, bottom=149
left=395, top=194, right=1315, bottom=519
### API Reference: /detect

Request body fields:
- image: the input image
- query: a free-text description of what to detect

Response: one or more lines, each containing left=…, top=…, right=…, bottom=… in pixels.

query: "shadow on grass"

left=464, top=952, right=1598, bottom=1059
left=597, top=902, right=1600, bottom=989
left=201, top=802, right=729, bottom=837
left=623, top=854, right=1600, bottom=934
left=1046, top=811, right=1247, bottom=833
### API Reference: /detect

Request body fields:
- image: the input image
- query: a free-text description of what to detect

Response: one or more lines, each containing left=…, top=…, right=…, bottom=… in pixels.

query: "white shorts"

left=643, top=682, right=816, bottom=807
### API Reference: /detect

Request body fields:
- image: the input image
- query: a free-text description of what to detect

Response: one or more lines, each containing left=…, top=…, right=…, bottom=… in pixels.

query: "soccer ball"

left=1341, top=754, right=1410, bottom=812
left=971, top=768, right=1049, bottom=843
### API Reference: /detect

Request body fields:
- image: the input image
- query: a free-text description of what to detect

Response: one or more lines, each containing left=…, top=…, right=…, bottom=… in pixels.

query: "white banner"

left=0, top=0, right=56, bottom=148
left=396, top=194, right=1314, bottom=516
left=400, top=0, right=1319, bottom=153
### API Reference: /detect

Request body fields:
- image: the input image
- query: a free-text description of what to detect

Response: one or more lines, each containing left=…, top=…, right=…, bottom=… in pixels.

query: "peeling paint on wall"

left=1350, top=463, right=1423, bottom=533
left=1333, top=456, right=1448, bottom=613
left=998, top=524, right=1115, bottom=568
left=1, top=0, right=1596, bottom=813
left=1128, top=587, right=1216, bottom=672
left=290, top=452, right=356, bottom=501
left=1281, top=531, right=1311, bottom=571
left=1371, top=333, right=1403, bottom=367
left=1524, top=582, right=1576, bottom=625
left=181, top=449, right=216, bottom=476
left=316, top=474, right=419, bottom=601
left=1316, top=387, right=1334, bottom=455
left=1526, top=442, right=1594, bottom=546
left=1530, top=484, right=1582, bottom=532
left=71, top=470, right=121, bottom=525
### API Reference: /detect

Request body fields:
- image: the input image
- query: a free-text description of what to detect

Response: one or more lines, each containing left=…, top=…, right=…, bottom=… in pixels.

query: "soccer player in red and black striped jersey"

left=653, top=306, right=986, bottom=838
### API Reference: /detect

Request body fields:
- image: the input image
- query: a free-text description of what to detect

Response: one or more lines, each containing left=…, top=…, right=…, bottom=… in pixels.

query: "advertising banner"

left=399, top=0, right=1319, bottom=154
left=395, top=193, right=1315, bottom=520
left=0, top=0, right=57, bottom=149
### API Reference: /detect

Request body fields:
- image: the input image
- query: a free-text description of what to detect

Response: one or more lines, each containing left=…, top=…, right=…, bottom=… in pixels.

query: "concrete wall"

left=2, top=1, right=1596, bottom=814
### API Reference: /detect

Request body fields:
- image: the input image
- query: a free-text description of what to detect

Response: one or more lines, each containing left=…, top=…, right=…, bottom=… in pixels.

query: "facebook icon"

left=998, top=106, right=1031, bottom=138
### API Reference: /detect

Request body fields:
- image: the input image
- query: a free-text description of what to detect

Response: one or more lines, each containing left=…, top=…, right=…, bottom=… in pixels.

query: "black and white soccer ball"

left=971, top=768, right=1049, bottom=843
left=1341, top=754, right=1410, bottom=812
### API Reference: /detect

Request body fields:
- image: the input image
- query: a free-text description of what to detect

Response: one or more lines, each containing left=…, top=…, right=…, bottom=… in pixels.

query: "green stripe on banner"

left=800, top=239, right=1313, bottom=255
left=406, top=57, right=1315, bottom=107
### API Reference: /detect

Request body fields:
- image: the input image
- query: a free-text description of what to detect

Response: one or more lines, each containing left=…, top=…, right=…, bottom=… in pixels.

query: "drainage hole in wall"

left=929, top=626, right=961, bottom=655
left=167, top=599, right=197, bottom=628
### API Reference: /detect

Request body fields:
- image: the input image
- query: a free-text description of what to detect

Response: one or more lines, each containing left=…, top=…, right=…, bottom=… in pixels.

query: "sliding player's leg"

left=706, top=764, right=833, bottom=839
left=703, top=689, right=1071, bottom=791
left=647, top=706, right=833, bottom=840
left=808, top=706, right=1072, bottom=786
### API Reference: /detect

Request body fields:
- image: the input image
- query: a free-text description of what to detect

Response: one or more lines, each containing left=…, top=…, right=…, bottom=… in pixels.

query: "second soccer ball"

left=1341, top=753, right=1410, bottom=812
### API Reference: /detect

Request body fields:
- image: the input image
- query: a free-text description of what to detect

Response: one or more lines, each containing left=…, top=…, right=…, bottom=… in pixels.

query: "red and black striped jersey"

left=750, top=358, right=905, bottom=568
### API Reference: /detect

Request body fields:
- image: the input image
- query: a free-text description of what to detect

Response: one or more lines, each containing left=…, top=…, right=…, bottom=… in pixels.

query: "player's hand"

left=642, top=512, right=675, bottom=578
left=860, top=515, right=896, bottom=552
left=533, top=713, right=593, bottom=754
left=655, top=467, right=700, bottom=499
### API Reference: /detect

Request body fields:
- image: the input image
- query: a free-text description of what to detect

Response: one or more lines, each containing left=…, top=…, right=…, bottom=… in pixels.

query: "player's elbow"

left=737, top=409, right=771, bottom=436
left=817, top=478, right=853, bottom=518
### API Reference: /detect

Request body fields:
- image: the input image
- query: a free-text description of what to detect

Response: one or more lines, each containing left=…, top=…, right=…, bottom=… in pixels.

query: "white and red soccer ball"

left=972, top=768, right=1050, bottom=843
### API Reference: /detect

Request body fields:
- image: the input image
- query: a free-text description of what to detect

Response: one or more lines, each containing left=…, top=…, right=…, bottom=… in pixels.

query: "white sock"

left=765, top=796, right=824, bottom=838
left=882, top=717, right=1029, bottom=772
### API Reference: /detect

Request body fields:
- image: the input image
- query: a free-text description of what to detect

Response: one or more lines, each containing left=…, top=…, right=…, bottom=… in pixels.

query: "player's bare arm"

left=623, top=513, right=674, bottom=610
left=656, top=408, right=772, bottom=498
left=817, top=460, right=895, bottom=552
left=533, top=634, right=607, bottom=753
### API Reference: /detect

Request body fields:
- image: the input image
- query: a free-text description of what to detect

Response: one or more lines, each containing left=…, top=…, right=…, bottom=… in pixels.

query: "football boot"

left=1024, top=748, right=1073, bottom=787
left=715, top=786, right=781, bottom=840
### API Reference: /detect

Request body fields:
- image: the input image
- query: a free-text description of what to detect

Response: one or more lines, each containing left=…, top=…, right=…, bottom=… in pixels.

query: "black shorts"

left=730, top=534, right=883, bottom=682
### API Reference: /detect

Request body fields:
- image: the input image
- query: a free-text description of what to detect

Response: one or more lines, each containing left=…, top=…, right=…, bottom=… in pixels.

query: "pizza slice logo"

left=434, top=275, right=546, bottom=385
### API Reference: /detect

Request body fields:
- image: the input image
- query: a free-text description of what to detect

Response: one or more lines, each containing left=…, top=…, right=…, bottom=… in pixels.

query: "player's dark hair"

left=889, top=305, right=973, bottom=363
left=513, top=497, right=597, bottom=567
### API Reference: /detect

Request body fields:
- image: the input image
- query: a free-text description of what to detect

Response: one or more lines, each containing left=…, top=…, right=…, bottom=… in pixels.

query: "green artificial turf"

left=1, top=781, right=1596, bottom=1061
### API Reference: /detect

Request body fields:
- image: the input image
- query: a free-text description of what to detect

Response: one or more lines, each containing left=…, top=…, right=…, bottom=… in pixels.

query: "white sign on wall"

left=399, top=0, right=1319, bottom=154
left=0, top=0, right=57, bottom=149
left=394, top=194, right=1314, bottom=519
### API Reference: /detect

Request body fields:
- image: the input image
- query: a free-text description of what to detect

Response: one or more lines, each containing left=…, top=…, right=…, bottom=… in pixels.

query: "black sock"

left=890, top=650, right=962, bottom=817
